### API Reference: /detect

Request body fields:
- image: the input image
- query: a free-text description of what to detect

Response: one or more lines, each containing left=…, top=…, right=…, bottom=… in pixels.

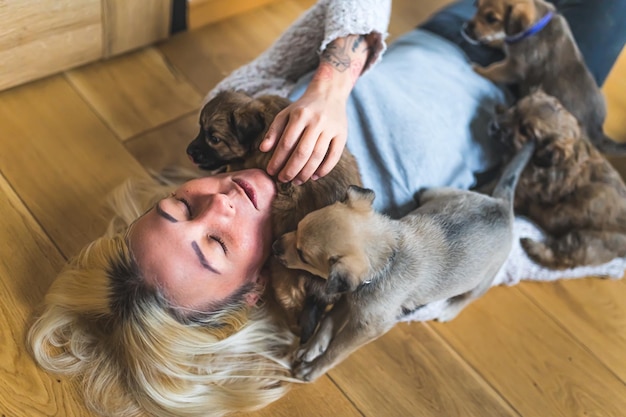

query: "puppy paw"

left=296, top=337, right=329, bottom=363
left=292, top=362, right=316, bottom=382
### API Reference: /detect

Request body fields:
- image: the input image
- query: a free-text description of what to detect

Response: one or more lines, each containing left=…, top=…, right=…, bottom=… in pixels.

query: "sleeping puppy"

left=187, top=90, right=363, bottom=342
left=490, top=90, right=626, bottom=269
left=273, top=142, right=534, bottom=381
left=464, top=0, right=626, bottom=154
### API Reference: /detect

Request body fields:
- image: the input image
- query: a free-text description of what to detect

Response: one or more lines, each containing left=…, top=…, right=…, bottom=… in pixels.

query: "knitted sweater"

left=208, top=0, right=391, bottom=101
left=208, top=0, right=625, bottom=321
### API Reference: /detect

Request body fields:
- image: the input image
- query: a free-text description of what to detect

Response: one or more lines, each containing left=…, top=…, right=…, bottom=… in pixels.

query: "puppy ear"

left=325, top=255, right=370, bottom=295
left=232, top=100, right=267, bottom=147
left=504, top=2, right=536, bottom=35
left=344, top=185, right=376, bottom=212
left=532, top=140, right=565, bottom=167
left=326, top=259, right=357, bottom=294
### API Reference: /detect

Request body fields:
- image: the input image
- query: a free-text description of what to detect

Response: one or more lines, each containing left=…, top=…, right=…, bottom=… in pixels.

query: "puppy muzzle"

left=186, top=139, right=226, bottom=170
left=488, top=119, right=501, bottom=138
left=272, top=239, right=287, bottom=266
left=461, top=22, right=505, bottom=45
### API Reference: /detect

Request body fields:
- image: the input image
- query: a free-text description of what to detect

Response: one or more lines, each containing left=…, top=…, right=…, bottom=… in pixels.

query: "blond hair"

left=28, top=171, right=297, bottom=417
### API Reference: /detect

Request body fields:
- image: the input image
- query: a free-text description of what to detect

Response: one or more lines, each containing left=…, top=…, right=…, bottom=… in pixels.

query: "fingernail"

left=311, top=175, right=319, bottom=181
left=293, top=179, right=303, bottom=186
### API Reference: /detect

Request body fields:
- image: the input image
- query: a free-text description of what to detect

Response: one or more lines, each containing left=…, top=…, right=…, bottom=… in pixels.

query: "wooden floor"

left=2, top=0, right=626, bottom=416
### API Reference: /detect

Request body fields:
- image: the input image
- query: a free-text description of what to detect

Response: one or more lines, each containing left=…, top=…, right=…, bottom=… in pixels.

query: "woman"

left=28, top=0, right=626, bottom=416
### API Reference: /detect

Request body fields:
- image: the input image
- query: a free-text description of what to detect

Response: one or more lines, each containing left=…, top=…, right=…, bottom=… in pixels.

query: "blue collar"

left=505, top=11, right=554, bottom=44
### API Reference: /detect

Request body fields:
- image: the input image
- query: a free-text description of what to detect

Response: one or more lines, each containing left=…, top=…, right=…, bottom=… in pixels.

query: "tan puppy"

left=186, top=90, right=363, bottom=342
left=490, top=90, right=626, bottom=268
left=273, top=142, right=534, bottom=381
left=464, top=0, right=626, bottom=154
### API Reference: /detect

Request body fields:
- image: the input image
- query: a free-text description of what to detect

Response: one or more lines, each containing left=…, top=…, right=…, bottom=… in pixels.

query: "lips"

left=233, top=178, right=258, bottom=209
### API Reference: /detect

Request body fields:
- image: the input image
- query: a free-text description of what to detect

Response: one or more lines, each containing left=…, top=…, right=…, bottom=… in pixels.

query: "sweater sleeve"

left=206, top=0, right=391, bottom=101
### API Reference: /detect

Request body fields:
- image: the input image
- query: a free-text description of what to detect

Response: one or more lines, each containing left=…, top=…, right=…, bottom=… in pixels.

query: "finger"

left=277, top=126, right=321, bottom=183
left=294, top=133, right=332, bottom=184
left=267, top=118, right=308, bottom=177
left=260, top=111, right=289, bottom=153
left=313, top=136, right=345, bottom=179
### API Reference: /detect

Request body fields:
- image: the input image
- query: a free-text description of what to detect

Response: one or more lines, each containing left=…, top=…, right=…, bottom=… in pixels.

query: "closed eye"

left=175, top=196, right=193, bottom=218
left=211, top=235, right=228, bottom=254
left=297, top=248, right=308, bottom=265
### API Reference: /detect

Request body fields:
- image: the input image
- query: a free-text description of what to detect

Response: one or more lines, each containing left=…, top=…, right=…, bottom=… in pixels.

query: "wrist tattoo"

left=321, top=35, right=369, bottom=73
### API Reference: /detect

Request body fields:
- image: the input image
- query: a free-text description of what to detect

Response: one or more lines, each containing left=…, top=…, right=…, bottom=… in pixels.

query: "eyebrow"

left=156, top=202, right=178, bottom=223
left=156, top=202, right=221, bottom=274
left=192, top=241, right=221, bottom=274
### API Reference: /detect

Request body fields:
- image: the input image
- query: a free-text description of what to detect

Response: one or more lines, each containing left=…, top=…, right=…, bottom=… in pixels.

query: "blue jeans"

left=420, top=0, right=626, bottom=86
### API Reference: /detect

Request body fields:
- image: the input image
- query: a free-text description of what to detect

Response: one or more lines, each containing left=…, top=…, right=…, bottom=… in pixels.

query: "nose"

left=488, top=119, right=501, bottom=138
left=272, top=239, right=284, bottom=256
left=196, top=193, right=235, bottom=220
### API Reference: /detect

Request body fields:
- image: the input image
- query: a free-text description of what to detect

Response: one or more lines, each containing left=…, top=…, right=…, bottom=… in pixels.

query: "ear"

left=504, top=2, right=536, bottom=35
left=232, top=100, right=267, bottom=147
left=532, top=140, right=564, bottom=167
left=325, top=255, right=370, bottom=294
left=245, top=270, right=269, bottom=306
left=326, top=260, right=358, bottom=294
left=343, top=185, right=376, bottom=212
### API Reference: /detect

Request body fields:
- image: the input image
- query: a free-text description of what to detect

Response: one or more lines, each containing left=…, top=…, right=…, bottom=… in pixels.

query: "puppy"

left=187, top=90, right=363, bottom=341
left=464, top=0, right=626, bottom=154
left=273, top=142, right=535, bottom=381
left=491, top=89, right=626, bottom=269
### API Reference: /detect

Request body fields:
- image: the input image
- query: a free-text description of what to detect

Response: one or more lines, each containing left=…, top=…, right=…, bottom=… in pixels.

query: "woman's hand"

left=260, top=84, right=348, bottom=185
left=260, top=34, right=372, bottom=184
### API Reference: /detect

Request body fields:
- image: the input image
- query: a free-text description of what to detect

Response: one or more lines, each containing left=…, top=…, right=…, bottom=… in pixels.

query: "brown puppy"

left=273, top=138, right=534, bottom=381
left=187, top=90, right=363, bottom=341
left=465, top=0, right=626, bottom=154
left=491, top=90, right=626, bottom=269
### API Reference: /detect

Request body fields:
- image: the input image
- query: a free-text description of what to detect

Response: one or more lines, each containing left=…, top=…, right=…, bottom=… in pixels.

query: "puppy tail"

left=492, top=140, right=535, bottom=205
left=592, top=133, right=626, bottom=156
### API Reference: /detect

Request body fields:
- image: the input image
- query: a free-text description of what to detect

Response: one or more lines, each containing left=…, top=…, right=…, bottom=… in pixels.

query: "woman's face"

left=128, top=169, right=276, bottom=311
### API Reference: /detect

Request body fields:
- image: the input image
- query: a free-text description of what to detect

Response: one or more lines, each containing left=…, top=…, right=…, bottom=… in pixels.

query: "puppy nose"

left=488, top=119, right=500, bottom=137
left=186, top=143, right=200, bottom=164
left=272, top=239, right=284, bottom=257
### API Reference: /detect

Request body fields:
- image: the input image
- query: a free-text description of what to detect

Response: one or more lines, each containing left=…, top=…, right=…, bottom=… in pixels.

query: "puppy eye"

left=207, top=134, right=221, bottom=144
left=485, top=12, right=499, bottom=24
left=297, top=248, right=308, bottom=265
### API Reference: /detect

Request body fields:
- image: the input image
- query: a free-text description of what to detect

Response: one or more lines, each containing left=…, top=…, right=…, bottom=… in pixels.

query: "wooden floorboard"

left=519, top=278, right=626, bottom=383
left=431, top=286, right=626, bottom=417
left=0, top=75, right=147, bottom=256
left=1, top=0, right=625, bottom=416
left=66, top=48, right=203, bottom=141
left=0, top=173, right=92, bottom=416
left=327, top=323, right=519, bottom=417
